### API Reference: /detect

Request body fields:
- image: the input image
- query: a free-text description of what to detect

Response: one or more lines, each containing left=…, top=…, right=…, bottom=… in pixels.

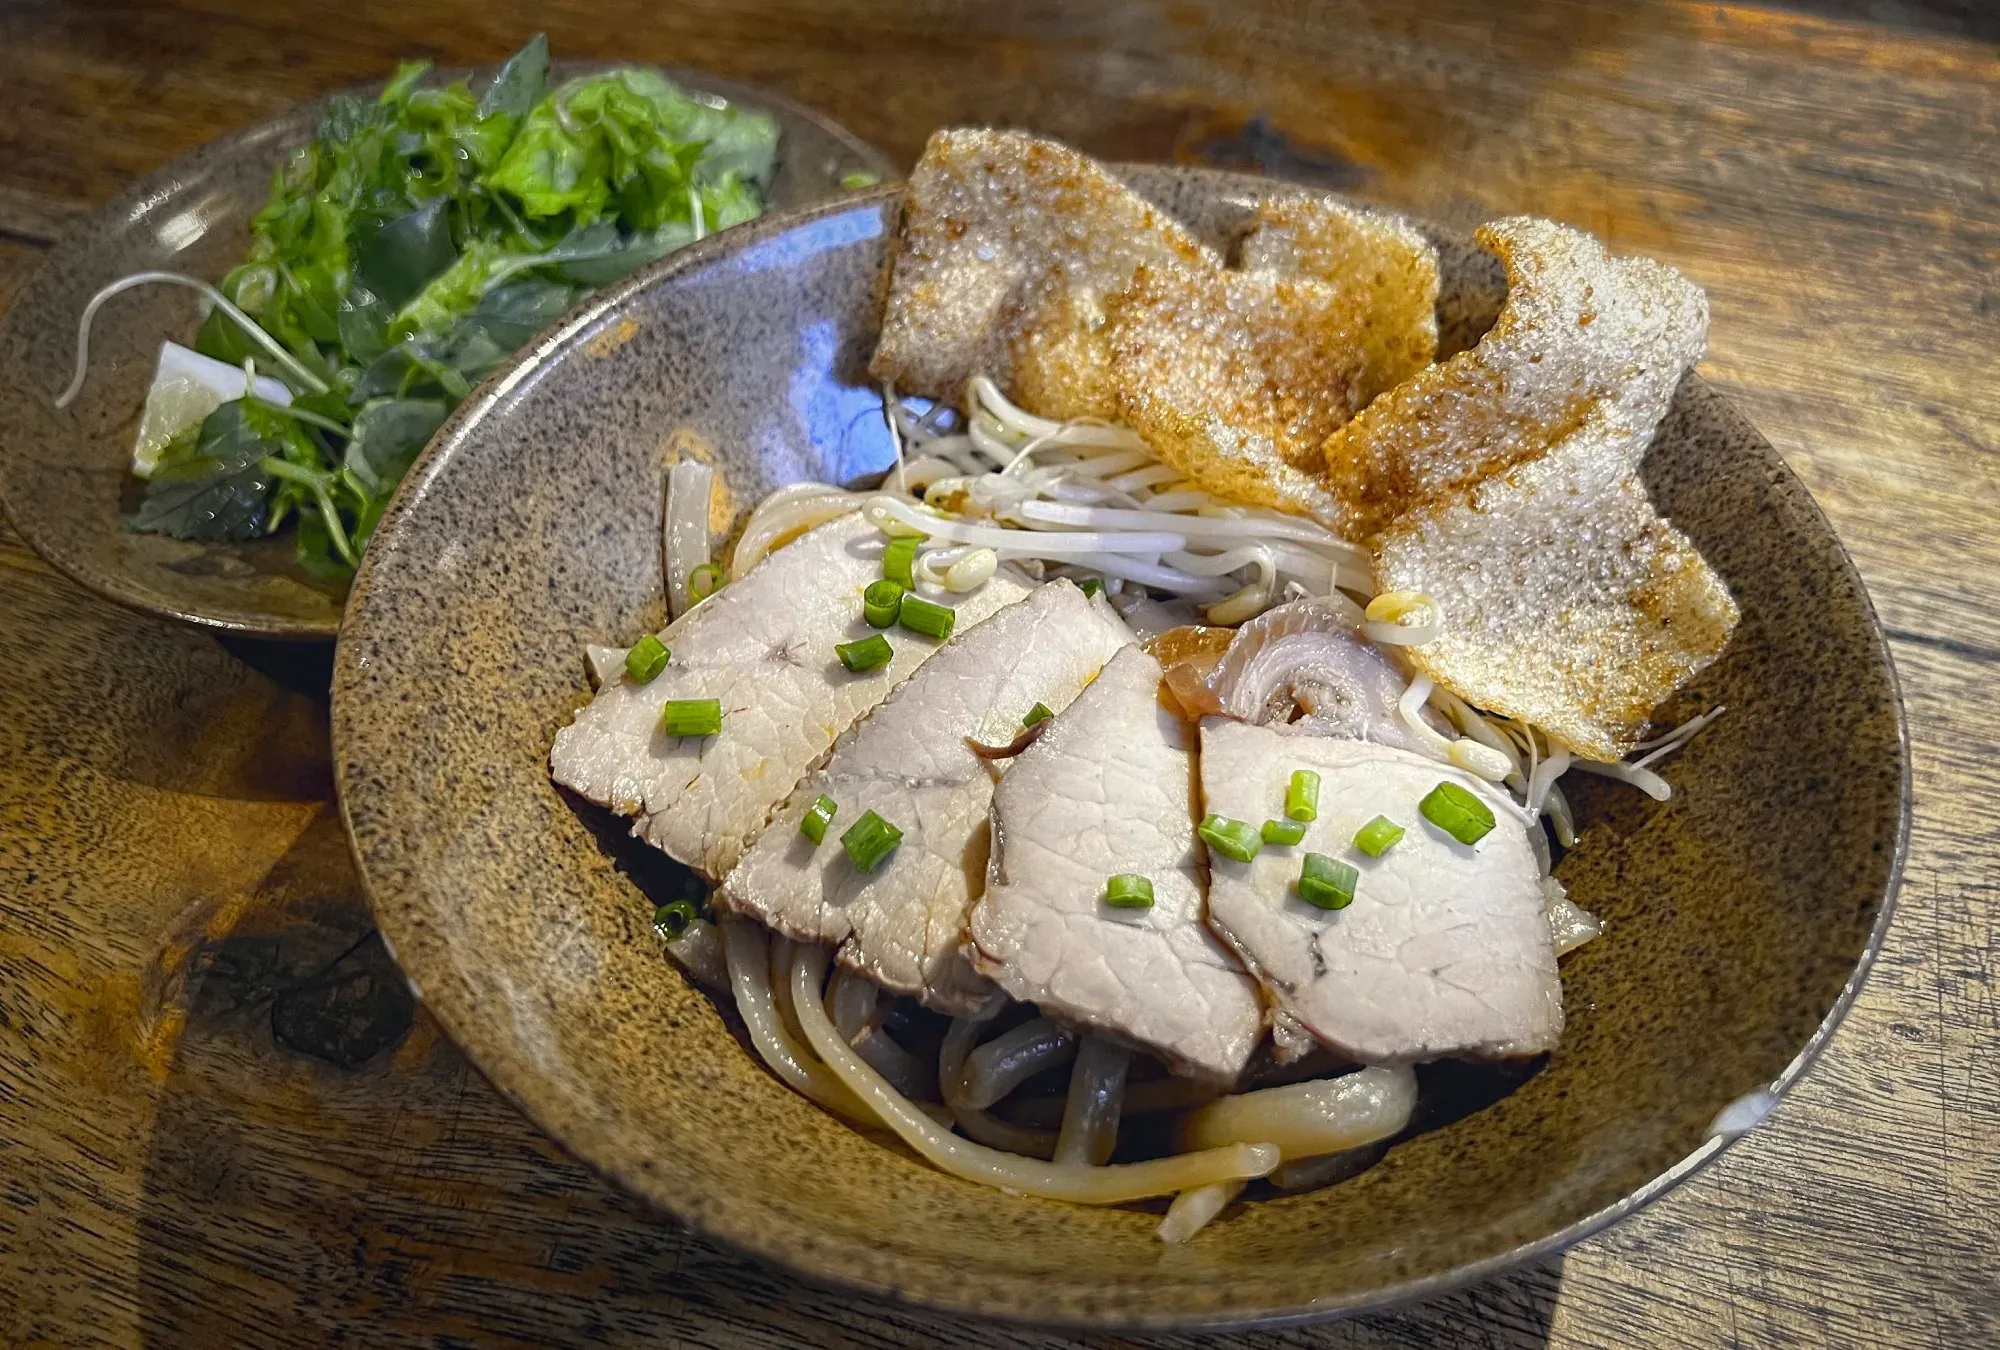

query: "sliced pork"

left=1199, top=720, right=1561, bottom=1063
left=969, top=647, right=1264, bottom=1084
left=719, top=581, right=1131, bottom=1013
left=550, top=513, right=1029, bottom=878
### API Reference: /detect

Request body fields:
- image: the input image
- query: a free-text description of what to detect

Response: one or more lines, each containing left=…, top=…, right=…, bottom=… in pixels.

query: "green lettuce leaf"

left=342, top=397, right=449, bottom=491
left=129, top=399, right=296, bottom=540
left=461, top=33, right=549, bottom=169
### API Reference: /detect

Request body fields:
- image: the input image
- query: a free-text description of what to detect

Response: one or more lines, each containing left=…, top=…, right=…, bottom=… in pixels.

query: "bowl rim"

left=333, top=179, right=1913, bottom=1330
left=0, top=61, right=897, bottom=641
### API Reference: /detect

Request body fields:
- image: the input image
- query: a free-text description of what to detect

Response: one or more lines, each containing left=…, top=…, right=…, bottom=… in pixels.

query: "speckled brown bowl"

left=330, top=171, right=1908, bottom=1329
left=0, top=64, right=894, bottom=640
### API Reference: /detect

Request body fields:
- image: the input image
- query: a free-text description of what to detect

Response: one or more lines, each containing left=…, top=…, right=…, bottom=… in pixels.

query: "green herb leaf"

left=128, top=399, right=294, bottom=540
left=461, top=33, right=549, bottom=169
left=342, top=397, right=448, bottom=492
left=354, top=199, right=460, bottom=309
left=378, top=59, right=434, bottom=108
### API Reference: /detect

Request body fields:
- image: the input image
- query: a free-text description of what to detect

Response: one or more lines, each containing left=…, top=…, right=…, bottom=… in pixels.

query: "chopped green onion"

left=1419, top=780, right=1496, bottom=844
left=1298, top=853, right=1358, bottom=910
left=624, top=634, right=670, bottom=684
left=1354, top=815, right=1405, bottom=857
left=653, top=899, right=699, bottom=937
left=659, top=698, right=722, bottom=737
left=864, top=578, right=905, bottom=627
left=898, top=593, right=955, bottom=641
left=837, top=633, right=894, bottom=672
left=841, top=809, right=903, bottom=871
left=883, top=536, right=920, bottom=587
left=800, top=794, right=838, bottom=844
left=1199, top=814, right=1262, bottom=864
left=1079, top=578, right=1104, bottom=598
left=840, top=170, right=881, bottom=190
left=1285, top=769, right=1321, bottom=822
left=1104, top=873, right=1155, bottom=909
left=688, top=562, right=724, bottom=602
left=1023, top=701, right=1054, bottom=728
left=1261, top=818, right=1306, bottom=847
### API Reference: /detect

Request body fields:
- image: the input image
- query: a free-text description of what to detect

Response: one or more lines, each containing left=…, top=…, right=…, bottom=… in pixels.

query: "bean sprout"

left=56, top=270, right=331, bottom=408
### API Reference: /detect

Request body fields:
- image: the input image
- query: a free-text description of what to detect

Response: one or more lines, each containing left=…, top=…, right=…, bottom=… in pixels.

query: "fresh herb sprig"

left=124, top=33, right=778, bottom=579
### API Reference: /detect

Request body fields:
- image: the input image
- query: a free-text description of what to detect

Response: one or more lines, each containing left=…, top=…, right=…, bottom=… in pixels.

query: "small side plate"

left=0, top=62, right=894, bottom=639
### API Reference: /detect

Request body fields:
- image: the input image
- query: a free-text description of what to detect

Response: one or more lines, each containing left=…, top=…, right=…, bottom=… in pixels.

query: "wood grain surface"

left=1, top=1, right=1995, bottom=1345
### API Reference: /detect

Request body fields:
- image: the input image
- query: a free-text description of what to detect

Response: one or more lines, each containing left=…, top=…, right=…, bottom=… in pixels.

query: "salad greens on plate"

left=69, top=34, right=780, bottom=581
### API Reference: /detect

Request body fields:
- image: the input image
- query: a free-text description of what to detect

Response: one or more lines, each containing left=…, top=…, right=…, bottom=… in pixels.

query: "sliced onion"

left=665, top=918, right=728, bottom=990
left=1544, top=877, right=1603, bottom=956
left=731, top=487, right=860, bottom=579
left=663, top=461, right=715, bottom=618
left=582, top=642, right=628, bottom=688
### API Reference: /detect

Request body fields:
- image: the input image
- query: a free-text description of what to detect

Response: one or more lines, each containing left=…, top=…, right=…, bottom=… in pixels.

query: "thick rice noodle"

left=790, top=943, right=1281, bottom=1204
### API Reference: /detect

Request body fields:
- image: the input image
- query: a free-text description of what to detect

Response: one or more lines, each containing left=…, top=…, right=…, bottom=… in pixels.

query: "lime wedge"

left=132, top=341, right=292, bottom=477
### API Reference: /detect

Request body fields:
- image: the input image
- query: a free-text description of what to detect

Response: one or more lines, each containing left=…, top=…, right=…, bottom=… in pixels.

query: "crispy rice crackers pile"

left=871, top=129, right=1738, bottom=759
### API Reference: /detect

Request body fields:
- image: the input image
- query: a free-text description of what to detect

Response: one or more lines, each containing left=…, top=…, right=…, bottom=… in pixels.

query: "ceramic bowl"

left=330, top=172, right=1908, bottom=1328
left=0, top=63, right=894, bottom=639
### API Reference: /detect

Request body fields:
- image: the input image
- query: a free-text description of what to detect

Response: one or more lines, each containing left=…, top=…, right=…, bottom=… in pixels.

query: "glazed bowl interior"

left=331, top=171, right=1906, bottom=1328
left=0, top=63, right=893, bottom=639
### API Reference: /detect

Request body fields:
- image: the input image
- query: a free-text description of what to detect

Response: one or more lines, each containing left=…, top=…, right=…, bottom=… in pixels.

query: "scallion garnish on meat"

left=841, top=809, right=903, bottom=870
left=799, top=794, right=838, bottom=844
left=863, top=578, right=906, bottom=627
left=1104, top=874, right=1155, bottom=909
left=1354, top=815, right=1405, bottom=856
left=659, top=698, right=723, bottom=738
left=883, top=535, right=920, bottom=587
left=624, top=634, right=669, bottom=683
left=1419, top=781, right=1496, bottom=844
left=837, top=633, right=893, bottom=672
left=897, top=593, right=956, bottom=641
left=1198, top=814, right=1262, bottom=864
left=1260, top=818, right=1306, bottom=847
left=1285, top=770, right=1321, bottom=822
left=1298, top=853, right=1358, bottom=910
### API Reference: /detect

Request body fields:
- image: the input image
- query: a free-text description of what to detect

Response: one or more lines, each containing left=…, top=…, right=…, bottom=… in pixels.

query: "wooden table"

left=2, top=2, right=1994, bottom=1344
